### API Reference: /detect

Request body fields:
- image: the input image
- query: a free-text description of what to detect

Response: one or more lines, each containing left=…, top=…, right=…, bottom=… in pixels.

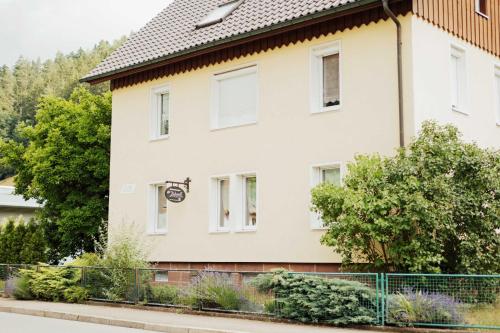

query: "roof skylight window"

left=196, top=0, right=243, bottom=28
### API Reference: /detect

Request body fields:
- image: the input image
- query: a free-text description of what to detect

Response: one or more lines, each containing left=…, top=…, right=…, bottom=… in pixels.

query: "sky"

left=0, top=0, right=172, bottom=67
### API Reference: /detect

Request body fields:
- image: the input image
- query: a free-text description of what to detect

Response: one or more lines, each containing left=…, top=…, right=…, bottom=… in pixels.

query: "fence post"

left=135, top=268, right=140, bottom=304
left=380, top=273, right=385, bottom=326
left=81, top=267, right=86, bottom=287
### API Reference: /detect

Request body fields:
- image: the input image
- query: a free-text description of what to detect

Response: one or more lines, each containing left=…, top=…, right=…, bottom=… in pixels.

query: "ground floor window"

left=311, top=164, right=342, bottom=229
left=149, top=183, right=168, bottom=233
left=244, top=176, right=257, bottom=228
left=209, top=173, right=257, bottom=232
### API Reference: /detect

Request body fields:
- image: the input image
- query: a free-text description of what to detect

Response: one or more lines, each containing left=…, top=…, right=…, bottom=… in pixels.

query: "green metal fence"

left=1, top=264, right=498, bottom=330
left=384, top=273, right=500, bottom=330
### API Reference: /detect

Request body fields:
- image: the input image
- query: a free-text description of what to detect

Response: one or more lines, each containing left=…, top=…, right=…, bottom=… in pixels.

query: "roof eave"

left=81, top=0, right=382, bottom=84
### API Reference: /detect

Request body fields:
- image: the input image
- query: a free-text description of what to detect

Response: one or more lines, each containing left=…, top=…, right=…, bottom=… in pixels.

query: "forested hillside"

left=0, top=38, right=124, bottom=179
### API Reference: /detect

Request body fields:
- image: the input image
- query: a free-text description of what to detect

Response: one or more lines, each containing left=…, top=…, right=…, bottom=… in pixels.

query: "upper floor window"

left=495, top=66, right=500, bottom=125
left=476, top=0, right=488, bottom=17
left=311, top=40, right=341, bottom=113
left=150, top=85, right=170, bottom=140
left=211, top=65, right=257, bottom=129
left=450, top=45, right=467, bottom=114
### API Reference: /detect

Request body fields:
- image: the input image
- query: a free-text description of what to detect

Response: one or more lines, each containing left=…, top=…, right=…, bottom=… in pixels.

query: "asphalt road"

left=0, top=312, right=156, bottom=333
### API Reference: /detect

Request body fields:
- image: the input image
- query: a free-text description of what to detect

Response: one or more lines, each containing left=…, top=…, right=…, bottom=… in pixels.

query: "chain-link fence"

left=384, top=273, right=500, bottom=330
left=1, top=264, right=499, bottom=330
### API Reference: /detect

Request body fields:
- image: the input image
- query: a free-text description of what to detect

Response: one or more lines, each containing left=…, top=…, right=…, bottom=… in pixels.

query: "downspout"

left=382, top=0, right=404, bottom=147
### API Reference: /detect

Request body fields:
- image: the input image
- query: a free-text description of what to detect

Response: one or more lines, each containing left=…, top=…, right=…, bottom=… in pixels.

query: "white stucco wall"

left=109, top=15, right=414, bottom=264
left=410, top=16, right=500, bottom=147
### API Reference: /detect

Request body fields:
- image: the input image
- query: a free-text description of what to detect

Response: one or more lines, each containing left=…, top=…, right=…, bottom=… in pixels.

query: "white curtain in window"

left=322, top=53, right=340, bottom=107
left=450, top=55, right=459, bottom=108
left=245, top=177, right=257, bottom=226
left=218, top=179, right=230, bottom=228
left=157, top=185, right=167, bottom=231
left=218, top=71, right=257, bottom=128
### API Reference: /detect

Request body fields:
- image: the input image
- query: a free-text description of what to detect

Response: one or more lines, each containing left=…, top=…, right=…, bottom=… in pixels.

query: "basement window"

left=196, top=0, right=243, bottom=28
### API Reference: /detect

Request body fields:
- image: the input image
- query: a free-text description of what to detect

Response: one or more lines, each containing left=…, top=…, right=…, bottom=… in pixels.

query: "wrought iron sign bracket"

left=165, top=177, right=191, bottom=193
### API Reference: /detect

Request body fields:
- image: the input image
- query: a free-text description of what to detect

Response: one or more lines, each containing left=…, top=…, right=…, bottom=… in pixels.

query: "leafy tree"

left=0, top=38, right=125, bottom=179
left=0, top=88, right=111, bottom=262
left=0, top=218, right=47, bottom=264
left=20, top=221, right=48, bottom=263
left=312, top=121, right=500, bottom=274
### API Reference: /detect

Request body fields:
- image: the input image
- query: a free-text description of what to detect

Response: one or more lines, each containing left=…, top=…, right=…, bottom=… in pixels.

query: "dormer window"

left=196, top=0, right=243, bottom=28
left=475, top=0, right=488, bottom=17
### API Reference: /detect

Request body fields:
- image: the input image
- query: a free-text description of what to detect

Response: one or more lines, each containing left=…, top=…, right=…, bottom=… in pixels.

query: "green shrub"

left=387, top=289, right=464, bottom=326
left=186, top=271, right=248, bottom=311
left=64, top=286, right=88, bottom=303
left=0, top=219, right=47, bottom=264
left=12, top=267, right=82, bottom=302
left=252, top=270, right=377, bottom=325
left=12, top=274, right=33, bottom=300
left=144, top=284, right=180, bottom=305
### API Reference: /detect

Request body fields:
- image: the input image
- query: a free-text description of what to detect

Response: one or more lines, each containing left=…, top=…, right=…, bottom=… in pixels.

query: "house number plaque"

left=164, top=178, right=191, bottom=203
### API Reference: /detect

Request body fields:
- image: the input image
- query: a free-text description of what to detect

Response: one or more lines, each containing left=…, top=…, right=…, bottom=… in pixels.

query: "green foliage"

left=0, top=218, right=47, bottom=264
left=144, top=284, right=180, bottom=305
left=186, top=271, right=248, bottom=311
left=387, top=290, right=464, bottom=326
left=252, top=270, right=377, bottom=325
left=63, top=286, right=89, bottom=303
left=0, top=88, right=112, bottom=262
left=14, top=266, right=84, bottom=302
left=12, top=273, right=33, bottom=300
left=0, top=39, right=124, bottom=179
left=67, top=253, right=101, bottom=267
left=312, top=121, right=500, bottom=274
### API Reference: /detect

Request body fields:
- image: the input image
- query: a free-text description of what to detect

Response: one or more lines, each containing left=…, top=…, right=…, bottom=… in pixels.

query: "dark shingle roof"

left=83, top=0, right=368, bottom=82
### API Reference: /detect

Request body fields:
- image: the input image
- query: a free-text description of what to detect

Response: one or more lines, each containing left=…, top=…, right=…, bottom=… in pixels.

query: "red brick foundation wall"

left=153, top=262, right=341, bottom=273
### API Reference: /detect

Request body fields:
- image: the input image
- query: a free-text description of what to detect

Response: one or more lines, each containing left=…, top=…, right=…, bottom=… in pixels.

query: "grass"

left=0, top=280, right=5, bottom=292
left=465, top=300, right=500, bottom=327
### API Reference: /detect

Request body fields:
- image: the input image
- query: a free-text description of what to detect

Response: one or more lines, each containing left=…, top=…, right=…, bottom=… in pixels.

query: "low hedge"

left=252, top=270, right=377, bottom=325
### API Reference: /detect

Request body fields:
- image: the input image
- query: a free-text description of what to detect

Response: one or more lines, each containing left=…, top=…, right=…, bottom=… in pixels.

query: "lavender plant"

left=388, top=288, right=465, bottom=326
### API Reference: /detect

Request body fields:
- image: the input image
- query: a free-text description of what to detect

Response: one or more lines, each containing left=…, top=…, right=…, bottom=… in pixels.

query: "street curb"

left=0, top=305, right=246, bottom=333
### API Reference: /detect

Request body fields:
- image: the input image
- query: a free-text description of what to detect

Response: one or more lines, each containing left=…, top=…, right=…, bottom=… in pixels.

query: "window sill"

left=209, top=229, right=230, bottom=234
left=311, top=105, right=341, bottom=114
left=311, top=226, right=328, bottom=230
left=235, top=228, right=257, bottom=233
left=475, top=11, right=489, bottom=19
left=452, top=107, right=468, bottom=115
left=149, top=135, right=170, bottom=142
left=147, top=231, right=167, bottom=236
left=210, top=121, right=257, bottom=132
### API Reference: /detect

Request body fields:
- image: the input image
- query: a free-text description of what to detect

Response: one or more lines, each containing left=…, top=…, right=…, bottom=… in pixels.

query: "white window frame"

left=148, top=182, right=168, bottom=235
left=310, top=163, right=343, bottom=230
left=450, top=44, right=467, bottom=115
left=154, top=271, right=168, bottom=282
left=241, top=174, right=258, bottom=231
left=210, top=65, right=258, bottom=130
left=209, top=176, right=231, bottom=233
left=209, top=172, right=258, bottom=233
left=495, top=65, right=500, bottom=126
left=475, top=0, right=488, bottom=18
left=310, top=40, right=342, bottom=114
left=150, top=84, right=171, bottom=141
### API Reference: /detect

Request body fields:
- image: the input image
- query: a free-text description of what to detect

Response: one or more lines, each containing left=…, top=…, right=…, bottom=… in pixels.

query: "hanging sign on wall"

left=164, top=178, right=191, bottom=203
